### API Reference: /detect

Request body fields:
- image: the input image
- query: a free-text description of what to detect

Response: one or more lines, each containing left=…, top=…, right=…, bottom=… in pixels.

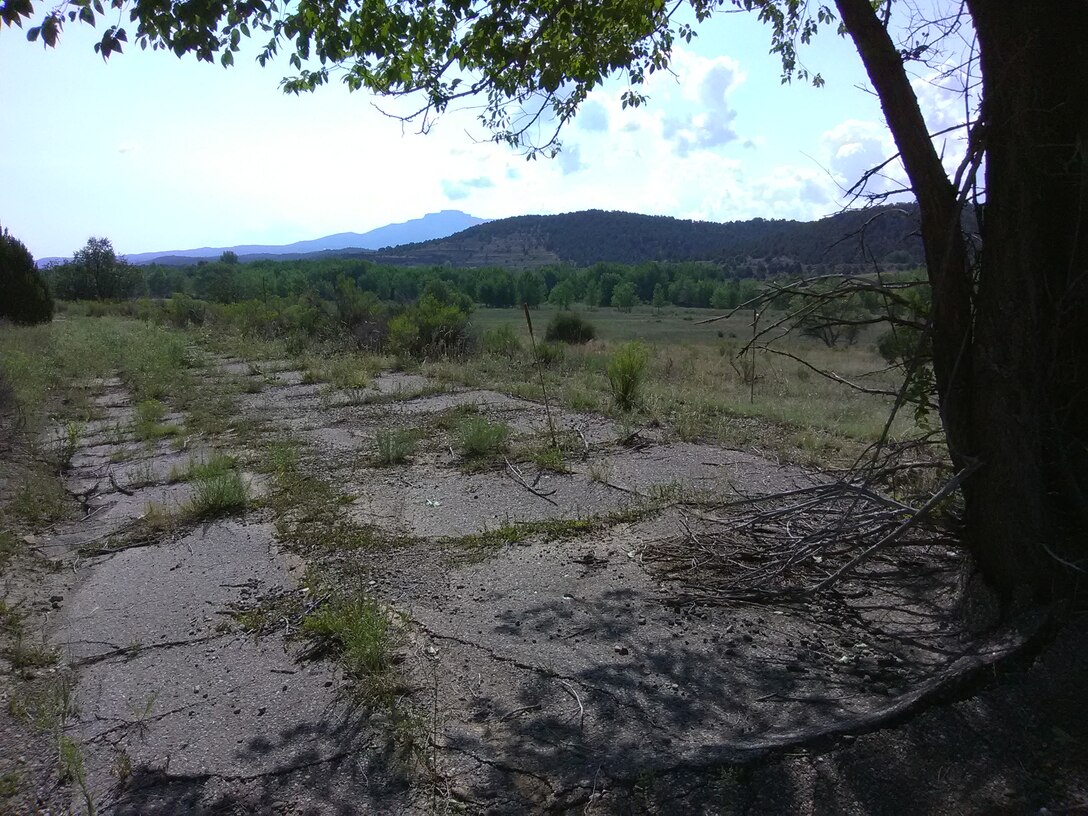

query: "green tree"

left=0, top=228, right=53, bottom=325
left=10, top=0, right=1088, bottom=604
left=651, top=283, right=667, bottom=310
left=517, top=271, right=545, bottom=308
left=611, top=281, right=638, bottom=312
left=548, top=279, right=577, bottom=310
left=52, top=237, right=141, bottom=300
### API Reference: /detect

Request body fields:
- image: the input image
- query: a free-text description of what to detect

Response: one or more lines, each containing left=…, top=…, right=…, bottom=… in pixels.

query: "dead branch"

left=504, top=458, right=558, bottom=505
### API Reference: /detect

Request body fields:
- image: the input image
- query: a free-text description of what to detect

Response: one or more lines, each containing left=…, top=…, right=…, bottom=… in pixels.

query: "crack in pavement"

left=71, top=632, right=229, bottom=668
left=414, top=623, right=668, bottom=732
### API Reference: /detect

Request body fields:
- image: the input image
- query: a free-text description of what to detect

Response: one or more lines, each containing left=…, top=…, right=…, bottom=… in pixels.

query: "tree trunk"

left=838, top=0, right=1088, bottom=604
left=964, top=0, right=1088, bottom=604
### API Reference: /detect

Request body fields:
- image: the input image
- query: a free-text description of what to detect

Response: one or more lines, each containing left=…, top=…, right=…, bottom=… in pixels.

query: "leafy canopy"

left=2, top=0, right=832, bottom=153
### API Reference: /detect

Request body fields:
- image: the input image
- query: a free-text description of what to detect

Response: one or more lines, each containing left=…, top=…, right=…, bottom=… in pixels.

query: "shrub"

left=388, top=294, right=472, bottom=359
left=162, top=294, right=206, bottom=328
left=607, top=341, right=650, bottom=411
left=0, top=229, right=53, bottom=325
left=535, top=342, right=565, bottom=367
left=877, top=326, right=931, bottom=365
left=544, top=312, right=596, bottom=344
left=482, top=323, right=522, bottom=356
left=455, top=416, right=509, bottom=459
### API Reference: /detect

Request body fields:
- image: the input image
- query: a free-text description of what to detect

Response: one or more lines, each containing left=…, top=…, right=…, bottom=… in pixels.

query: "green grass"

left=169, top=452, right=237, bottom=483
left=299, top=354, right=379, bottom=389
left=607, top=341, right=650, bottom=411
left=473, top=304, right=749, bottom=347
left=303, top=596, right=394, bottom=688
left=134, top=398, right=184, bottom=441
left=187, top=469, right=249, bottom=520
left=455, top=416, right=510, bottom=460
left=430, top=306, right=919, bottom=468
left=5, top=465, right=68, bottom=528
left=0, top=317, right=193, bottom=437
left=373, top=429, right=417, bottom=466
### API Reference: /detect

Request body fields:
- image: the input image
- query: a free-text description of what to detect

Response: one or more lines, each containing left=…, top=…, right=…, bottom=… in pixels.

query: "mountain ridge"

left=37, top=210, right=490, bottom=267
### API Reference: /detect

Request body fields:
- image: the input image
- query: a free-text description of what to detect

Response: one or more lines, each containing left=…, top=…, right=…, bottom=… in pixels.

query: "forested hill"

left=370, top=205, right=927, bottom=269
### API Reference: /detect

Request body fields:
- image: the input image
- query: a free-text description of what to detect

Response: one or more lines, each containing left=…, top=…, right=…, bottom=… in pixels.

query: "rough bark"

left=836, top=0, right=1088, bottom=603
left=965, top=0, right=1088, bottom=602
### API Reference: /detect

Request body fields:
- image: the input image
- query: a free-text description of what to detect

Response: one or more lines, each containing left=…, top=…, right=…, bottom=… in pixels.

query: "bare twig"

left=504, top=457, right=558, bottom=505
left=558, top=680, right=585, bottom=730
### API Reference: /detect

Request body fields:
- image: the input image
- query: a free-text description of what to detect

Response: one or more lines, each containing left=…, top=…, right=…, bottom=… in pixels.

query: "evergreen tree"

left=0, top=228, right=53, bottom=325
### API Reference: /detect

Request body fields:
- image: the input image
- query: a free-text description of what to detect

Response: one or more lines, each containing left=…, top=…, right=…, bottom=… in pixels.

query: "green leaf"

left=27, top=25, right=40, bottom=41
left=79, top=6, right=95, bottom=26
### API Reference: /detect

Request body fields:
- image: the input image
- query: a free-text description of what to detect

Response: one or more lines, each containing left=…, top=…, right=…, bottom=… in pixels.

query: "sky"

left=0, top=4, right=972, bottom=258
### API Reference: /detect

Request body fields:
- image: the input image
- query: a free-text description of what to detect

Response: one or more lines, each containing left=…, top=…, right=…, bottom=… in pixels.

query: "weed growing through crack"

left=588, top=459, right=615, bottom=484
left=529, top=445, right=568, bottom=473
left=303, top=596, right=394, bottom=691
left=134, top=399, right=183, bottom=441
left=373, top=429, right=417, bottom=466
left=4, top=636, right=58, bottom=672
left=55, top=420, right=84, bottom=470
left=58, top=735, right=95, bottom=815
left=455, top=416, right=509, bottom=460
left=169, top=452, right=236, bottom=483
left=188, top=469, right=249, bottom=520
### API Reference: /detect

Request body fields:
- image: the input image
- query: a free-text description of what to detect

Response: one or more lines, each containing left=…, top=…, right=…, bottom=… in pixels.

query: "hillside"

left=369, top=205, right=928, bottom=269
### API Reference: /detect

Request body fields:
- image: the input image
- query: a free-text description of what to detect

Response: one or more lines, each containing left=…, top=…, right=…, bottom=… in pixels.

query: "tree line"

left=40, top=237, right=813, bottom=312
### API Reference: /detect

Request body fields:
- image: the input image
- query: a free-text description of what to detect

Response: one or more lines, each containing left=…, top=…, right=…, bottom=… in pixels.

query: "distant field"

left=470, top=304, right=761, bottom=346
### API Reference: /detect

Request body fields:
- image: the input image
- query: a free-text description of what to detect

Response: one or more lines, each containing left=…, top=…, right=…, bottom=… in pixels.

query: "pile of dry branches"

left=643, top=470, right=969, bottom=606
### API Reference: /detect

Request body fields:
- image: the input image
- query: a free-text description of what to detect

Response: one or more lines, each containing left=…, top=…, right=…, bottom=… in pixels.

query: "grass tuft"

left=373, top=429, right=417, bottom=466
left=188, top=469, right=248, bottom=519
left=455, top=416, right=510, bottom=459
left=607, top=341, right=650, bottom=412
left=303, top=596, right=393, bottom=690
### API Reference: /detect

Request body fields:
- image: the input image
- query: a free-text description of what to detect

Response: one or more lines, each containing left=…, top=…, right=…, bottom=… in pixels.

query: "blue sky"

left=0, top=6, right=969, bottom=258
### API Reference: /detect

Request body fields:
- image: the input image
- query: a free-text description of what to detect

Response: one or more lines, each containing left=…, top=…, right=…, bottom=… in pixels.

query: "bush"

left=482, top=323, right=522, bottom=356
left=0, top=229, right=53, bottom=325
left=544, top=312, right=596, bottom=344
left=388, top=294, right=472, bottom=359
left=877, top=326, right=931, bottom=365
left=607, top=341, right=650, bottom=411
left=535, top=342, right=565, bottom=367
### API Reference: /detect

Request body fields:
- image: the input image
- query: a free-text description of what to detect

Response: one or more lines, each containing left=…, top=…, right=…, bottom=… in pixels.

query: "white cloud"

left=820, top=119, right=904, bottom=197
left=911, top=66, right=976, bottom=177
left=577, top=101, right=610, bottom=132
left=557, top=144, right=584, bottom=175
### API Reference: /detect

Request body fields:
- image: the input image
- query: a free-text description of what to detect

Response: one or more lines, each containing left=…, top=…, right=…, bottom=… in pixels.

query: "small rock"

left=257, top=707, right=267, bottom=716
left=49, top=594, right=63, bottom=603
left=637, top=616, right=647, bottom=625
left=614, top=645, right=629, bottom=656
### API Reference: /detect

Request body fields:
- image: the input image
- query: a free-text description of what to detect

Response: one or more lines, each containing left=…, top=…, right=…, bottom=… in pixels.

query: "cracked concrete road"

left=7, top=353, right=1072, bottom=815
